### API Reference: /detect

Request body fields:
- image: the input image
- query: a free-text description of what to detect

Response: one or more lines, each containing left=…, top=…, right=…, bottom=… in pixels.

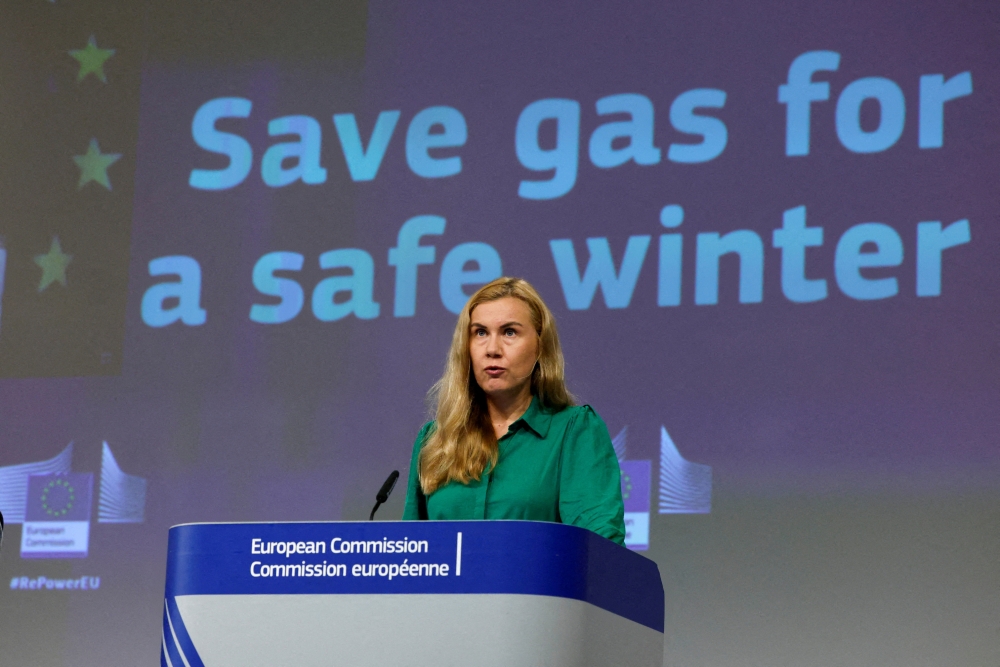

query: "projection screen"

left=0, top=1, right=997, bottom=665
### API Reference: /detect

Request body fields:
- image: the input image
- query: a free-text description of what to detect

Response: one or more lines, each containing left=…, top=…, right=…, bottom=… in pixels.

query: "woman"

left=402, top=277, right=625, bottom=545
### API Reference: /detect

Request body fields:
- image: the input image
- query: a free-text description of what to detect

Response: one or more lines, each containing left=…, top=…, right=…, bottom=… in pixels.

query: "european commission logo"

left=616, top=425, right=712, bottom=551
left=0, top=442, right=147, bottom=559
left=23, top=473, right=94, bottom=558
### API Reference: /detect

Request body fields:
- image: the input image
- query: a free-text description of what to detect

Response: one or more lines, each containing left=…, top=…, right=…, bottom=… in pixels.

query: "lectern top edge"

left=164, top=519, right=665, bottom=633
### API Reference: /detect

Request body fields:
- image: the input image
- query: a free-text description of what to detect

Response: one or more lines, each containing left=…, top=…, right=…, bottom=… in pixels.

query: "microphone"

left=369, top=470, right=400, bottom=521
left=0, top=509, right=4, bottom=552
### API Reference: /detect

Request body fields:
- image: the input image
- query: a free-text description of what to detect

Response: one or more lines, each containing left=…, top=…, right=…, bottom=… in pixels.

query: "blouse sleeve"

left=558, top=406, right=626, bottom=545
left=402, top=421, right=434, bottom=521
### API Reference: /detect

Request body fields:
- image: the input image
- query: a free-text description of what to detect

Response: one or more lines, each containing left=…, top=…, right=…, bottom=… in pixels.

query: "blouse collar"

left=512, top=395, right=554, bottom=439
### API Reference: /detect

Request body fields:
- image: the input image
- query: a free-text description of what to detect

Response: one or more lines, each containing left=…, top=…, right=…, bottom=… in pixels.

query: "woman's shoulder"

left=549, top=402, right=599, bottom=416
left=547, top=403, right=614, bottom=457
left=408, top=421, right=436, bottom=467
left=414, top=420, right=436, bottom=447
left=546, top=402, right=606, bottom=429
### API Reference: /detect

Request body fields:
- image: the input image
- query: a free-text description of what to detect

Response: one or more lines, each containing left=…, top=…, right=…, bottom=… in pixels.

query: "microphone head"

left=376, top=470, right=400, bottom=504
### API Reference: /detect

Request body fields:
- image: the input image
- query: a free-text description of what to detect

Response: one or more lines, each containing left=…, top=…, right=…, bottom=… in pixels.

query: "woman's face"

left=469, top=297, right=540, bottom=402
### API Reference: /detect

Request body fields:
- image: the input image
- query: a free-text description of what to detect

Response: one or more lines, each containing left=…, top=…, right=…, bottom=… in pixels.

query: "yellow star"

left=34, top=237, right=72, bottom=292
left=73, top=139, right=121, bottom=190
left=68, top=35, right=115, bottom=84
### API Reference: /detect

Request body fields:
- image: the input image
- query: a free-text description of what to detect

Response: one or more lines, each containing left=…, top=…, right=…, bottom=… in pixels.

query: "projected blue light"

left=550, top=236, right=651, bottom=310
left=780, top=51, right=973, bottom=157
left=188, top=97, right=253, bottom=190
left=834, top=223, right=904, bottom=300
left=835, top=77, right=906, bottom=154
left=313, top=249, right=380, bottom=321
left=261, top=115, right=328, bottom=187
left=438, top=242, right=502, bottom=314
left=0, top=444, right=73, bottom=524
left=98, top=442, right=147, bottom=524
left=405, top=106, right=467, bottom=178
left=588, top=93, right=661, bottom=169
left=138, top=206, right=973, bottom=328
left=658, top=427, right=711, bottom=515
left=332, top=110, right=400, bottom=182
left=140, top=256, right=207, bottom=327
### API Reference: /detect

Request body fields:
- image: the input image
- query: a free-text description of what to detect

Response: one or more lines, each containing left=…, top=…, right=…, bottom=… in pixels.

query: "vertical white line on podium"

left=455, top=532, right=463, bottom=576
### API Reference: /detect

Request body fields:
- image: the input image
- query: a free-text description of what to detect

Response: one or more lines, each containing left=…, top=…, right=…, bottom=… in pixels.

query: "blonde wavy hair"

left=419, top=277, right=574, bottom=494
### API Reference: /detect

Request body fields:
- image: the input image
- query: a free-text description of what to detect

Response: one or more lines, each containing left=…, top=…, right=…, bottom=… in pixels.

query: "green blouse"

left=401, top=398, right=626, bottom=545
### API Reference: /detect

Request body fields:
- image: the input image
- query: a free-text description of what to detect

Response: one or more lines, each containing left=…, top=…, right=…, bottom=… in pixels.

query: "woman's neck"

left=486, top=389, right=533, bottom=439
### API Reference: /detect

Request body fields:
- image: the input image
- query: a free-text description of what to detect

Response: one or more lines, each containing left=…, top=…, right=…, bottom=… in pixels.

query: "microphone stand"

left=370, top=470, right=400, bottom=520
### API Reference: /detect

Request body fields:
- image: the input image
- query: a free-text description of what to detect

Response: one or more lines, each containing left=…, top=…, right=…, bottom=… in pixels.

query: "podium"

left=161, top=520, right=664, bottom=667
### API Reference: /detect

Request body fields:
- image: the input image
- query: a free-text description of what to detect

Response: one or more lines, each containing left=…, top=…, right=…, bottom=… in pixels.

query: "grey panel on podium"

left=161, top=520, right=664, bottom=667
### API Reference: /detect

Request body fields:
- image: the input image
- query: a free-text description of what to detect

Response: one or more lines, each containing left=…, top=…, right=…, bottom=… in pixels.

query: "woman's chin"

left=480, top=380, right=529, bottom=401
left=480, top=381, right=510, bottom=396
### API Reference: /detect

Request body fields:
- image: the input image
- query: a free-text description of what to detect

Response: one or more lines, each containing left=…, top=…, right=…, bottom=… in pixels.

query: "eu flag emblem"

left=21, top=473, right=93, bottom=558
